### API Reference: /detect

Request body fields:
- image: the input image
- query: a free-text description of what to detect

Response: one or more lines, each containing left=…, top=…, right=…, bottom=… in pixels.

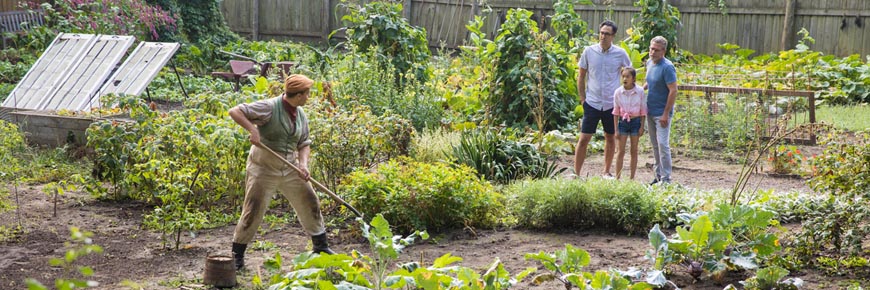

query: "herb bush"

left=451, top=127, right=563, bottom=184
left=340, top=157, right=506, bottom=233
left=509, top=178, right=659, bottom=234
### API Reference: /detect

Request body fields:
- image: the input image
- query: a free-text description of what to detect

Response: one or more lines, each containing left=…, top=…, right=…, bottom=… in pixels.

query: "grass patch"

left=812, top=104, right=870, bottom=132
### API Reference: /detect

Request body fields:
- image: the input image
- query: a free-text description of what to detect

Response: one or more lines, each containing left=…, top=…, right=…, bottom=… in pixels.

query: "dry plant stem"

left=15, top=183, right=21, bottom=227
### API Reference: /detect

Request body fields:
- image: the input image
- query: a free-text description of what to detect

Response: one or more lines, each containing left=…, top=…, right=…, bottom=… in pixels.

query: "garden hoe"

left=255, top=144, right=364, bottom=218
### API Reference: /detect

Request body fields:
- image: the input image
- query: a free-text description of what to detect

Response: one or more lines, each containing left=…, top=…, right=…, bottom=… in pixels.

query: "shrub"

left=452, top=128, right=563, bottom=184
left=809, top=129, right=870, bottom=196
left=306, top=95, right=415, bottom=191
left=30, top=0, right=176, bottom=41
left=509, top=178, right=659, bottom=234
left=410, top=128, right=461, bottom=163
left=340, top=157, right=506, bottom=233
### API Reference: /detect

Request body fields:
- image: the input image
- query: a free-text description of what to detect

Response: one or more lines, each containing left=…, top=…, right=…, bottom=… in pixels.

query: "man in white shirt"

left=574, top=20, right=632, bottom=178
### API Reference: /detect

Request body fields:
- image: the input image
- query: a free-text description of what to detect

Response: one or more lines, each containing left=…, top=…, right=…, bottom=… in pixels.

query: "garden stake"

left=255, top=144, right=364, bottom=218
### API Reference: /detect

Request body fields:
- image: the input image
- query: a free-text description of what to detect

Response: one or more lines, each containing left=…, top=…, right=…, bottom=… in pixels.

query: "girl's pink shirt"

left=612, top=85, right=647, bottom=121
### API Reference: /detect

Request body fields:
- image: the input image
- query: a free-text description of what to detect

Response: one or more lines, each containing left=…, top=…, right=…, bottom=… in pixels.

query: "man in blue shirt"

left=645, top=36, right=677, bottom=184
left=574, top=20, right=632, bottom=178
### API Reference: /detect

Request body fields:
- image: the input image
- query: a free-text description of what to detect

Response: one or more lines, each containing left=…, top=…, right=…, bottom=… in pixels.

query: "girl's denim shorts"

left=617, top=117, right=643, bottom=136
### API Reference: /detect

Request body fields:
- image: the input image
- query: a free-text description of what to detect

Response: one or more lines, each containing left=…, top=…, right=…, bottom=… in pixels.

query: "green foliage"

left=27, top=0, right=176, bottom=42
left=550, top=0, right=594, bottom=53
left=663, top=204, right=782, bottom=280
left=741, top=266, right=804, bottom=290
left=306, top=95, right=415, bottom=192
left=0, top=49, right=37, bottom=85
left=809, top=130, right=870, bottom=196
left=814, top=105, right=870, bottom=132
left=338, top=0, right=431, bottom=85
left=487, top=9, right=577, bottom=131
left=266, top=214, right=545, bottom=290
left=146, top=0, right=239, bottom=44
left=509, top=178, right=659, bottom=234
left=410, top=128, right=461, bottom=163
left=145, top=70, right=235, bottom=102
left=628, top=0, right=681, bottom=58
left=87, top=94, right=250, bottom=247
left=25, top=227, right=103, bottom=290
left=340, top=157, right=506, bottom=233
left=768, top=145, right=806, bottom=175
left=527, top=245, right=655, bottom=289
left=451, top=128, right=563, bottom=184
left=328, top=50, right=444, bottom=131
left=672, top=95, right=760, bottom=159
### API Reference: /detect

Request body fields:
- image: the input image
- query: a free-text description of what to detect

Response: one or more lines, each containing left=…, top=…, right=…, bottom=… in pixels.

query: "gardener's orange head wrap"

left=284, top=74, right=313, bottom=96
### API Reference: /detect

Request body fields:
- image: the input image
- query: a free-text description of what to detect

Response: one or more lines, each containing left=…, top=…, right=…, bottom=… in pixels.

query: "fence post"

left=404, top=0, right=412, bottom=21
left=252, top=0, right=259, bottom=41
left=780, top=0, right=796, bottom=51
left=323, top=0, right=331, bottom=42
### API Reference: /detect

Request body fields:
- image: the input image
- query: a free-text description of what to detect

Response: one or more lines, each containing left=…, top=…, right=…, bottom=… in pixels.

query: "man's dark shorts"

left=580, top=102, right=615, bottom=135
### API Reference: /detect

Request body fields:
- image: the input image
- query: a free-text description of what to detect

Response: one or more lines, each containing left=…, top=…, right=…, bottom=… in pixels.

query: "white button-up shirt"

left=578, top=44, right=632, bottom=111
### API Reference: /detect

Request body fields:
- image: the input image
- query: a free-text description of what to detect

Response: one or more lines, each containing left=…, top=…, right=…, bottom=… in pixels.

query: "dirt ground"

left=0, top=149, right=864, bottom=289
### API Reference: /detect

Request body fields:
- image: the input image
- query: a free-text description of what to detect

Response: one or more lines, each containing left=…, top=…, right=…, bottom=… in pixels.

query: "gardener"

left=644, top=36, right=678, bottom=184
left=228, top=74, right=335, bottom=271
left=574, top=20, right=633, bottom=179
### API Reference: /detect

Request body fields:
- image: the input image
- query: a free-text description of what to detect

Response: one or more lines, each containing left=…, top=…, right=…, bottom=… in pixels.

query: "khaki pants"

left=233, top=146, right=325, bottom=244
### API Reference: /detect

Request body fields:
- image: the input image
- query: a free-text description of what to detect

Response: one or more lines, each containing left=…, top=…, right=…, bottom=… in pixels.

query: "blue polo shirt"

left=645, top=58, right=677, bottom=117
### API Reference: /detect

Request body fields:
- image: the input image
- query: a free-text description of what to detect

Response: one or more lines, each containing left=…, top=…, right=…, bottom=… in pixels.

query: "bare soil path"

left=0, top=150, right=862, bottom=289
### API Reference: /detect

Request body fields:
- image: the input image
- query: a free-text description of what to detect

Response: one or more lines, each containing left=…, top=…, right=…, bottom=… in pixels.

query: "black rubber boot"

left=232, top=242, right=247, bottom=270
left=311, top=233, right=335, bottom=255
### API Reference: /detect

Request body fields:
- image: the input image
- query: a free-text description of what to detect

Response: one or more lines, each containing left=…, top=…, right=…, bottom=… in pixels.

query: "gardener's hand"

left=659, top=115, right=670, bottom=127
left=249, top=130, right=262, bottom=146
left=298, top=164, right=310, bottom=181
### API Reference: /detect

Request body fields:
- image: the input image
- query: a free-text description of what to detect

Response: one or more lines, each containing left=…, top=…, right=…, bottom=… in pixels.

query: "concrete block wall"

left=8, top=110, right=96, bottom=147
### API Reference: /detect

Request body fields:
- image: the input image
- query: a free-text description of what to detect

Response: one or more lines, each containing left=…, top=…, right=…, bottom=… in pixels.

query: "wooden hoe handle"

left=256, top=144, right=364, bottom=218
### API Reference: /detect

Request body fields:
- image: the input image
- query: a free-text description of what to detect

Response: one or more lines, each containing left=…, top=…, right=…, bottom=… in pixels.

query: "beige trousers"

left=232, top=145, right=325, bottom=244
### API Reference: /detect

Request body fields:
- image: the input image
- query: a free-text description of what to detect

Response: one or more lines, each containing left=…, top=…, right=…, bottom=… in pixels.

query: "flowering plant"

left=27, top=0, right=176, bottom=41
left=768, top=145, right=805, bottom=175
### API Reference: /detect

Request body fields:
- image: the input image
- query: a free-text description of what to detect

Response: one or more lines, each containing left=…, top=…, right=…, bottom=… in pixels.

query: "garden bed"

left=3, top=152, right=861, bottom=290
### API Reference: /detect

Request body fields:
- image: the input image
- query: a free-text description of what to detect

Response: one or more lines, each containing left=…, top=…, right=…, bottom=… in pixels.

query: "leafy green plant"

left=340, top=157, right=506, bottom=233
left=487, top=9, right=577, bottom=131
left=338, top=0, right=431, bottom=85
left=452, top=128, right=563, bottom=184
left=550, top=0, right=594, bottom=54
left=664, top=204, right=782, bottom=281
left=740, top=266, right=804, bottom=290
left=525, top=244, right=592, bottom=288
left=628, top=0, right=681, bottom=58
left=25, top=227, right=104, bottom=290
left=768, top=145, right=806, bottom=175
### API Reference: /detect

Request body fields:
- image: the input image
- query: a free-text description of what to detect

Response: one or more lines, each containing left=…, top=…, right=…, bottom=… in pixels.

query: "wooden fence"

left=220, top=0, right=870, bottom=57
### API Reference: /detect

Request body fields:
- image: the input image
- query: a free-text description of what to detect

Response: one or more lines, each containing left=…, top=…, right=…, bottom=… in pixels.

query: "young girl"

left=611, top=67, right=647, bottom=179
